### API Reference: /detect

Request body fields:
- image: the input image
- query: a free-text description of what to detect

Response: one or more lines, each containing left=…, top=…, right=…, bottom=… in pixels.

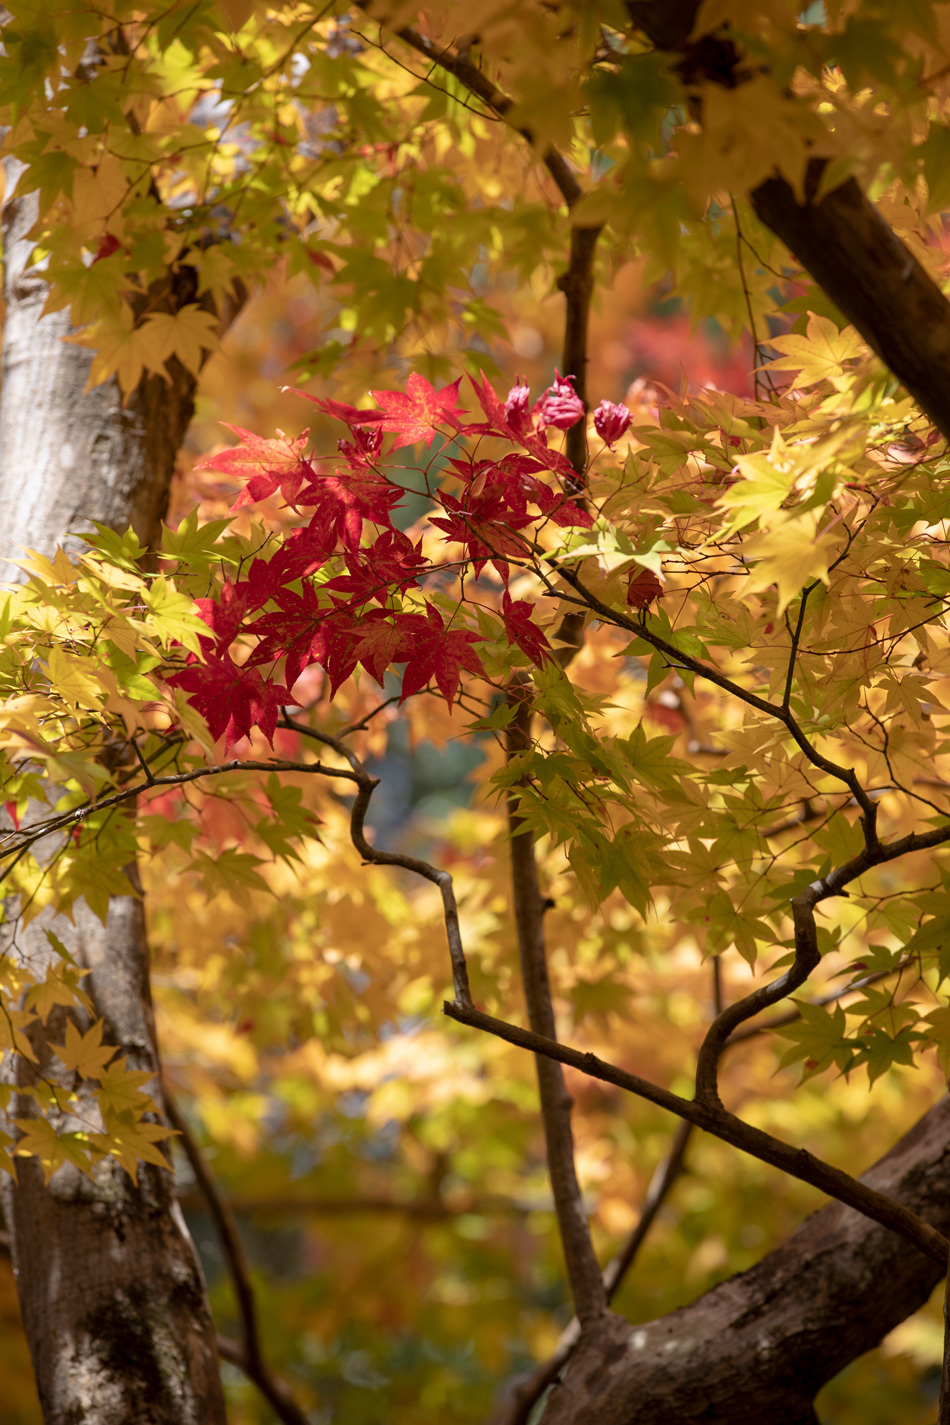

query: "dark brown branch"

left=559, top=224, right=602, bottom=475
left=278, top=715, right=473, bottom=1005
left=541, top=1092, right=950, bottom=1424
left=627, top=1, right=950, bottom=440
left=443, top=1000, right=949, bottom=1266
left=165, top=1095, right=311, bottom=1425
left=505, top=680, right=606, bottom=1326
left=726, top=959, right=912, bottom=1046
left=695, top=880, right=821, bottom=1104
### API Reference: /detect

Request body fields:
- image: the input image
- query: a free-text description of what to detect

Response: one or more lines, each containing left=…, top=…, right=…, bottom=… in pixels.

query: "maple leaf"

left=141, top=304, right=220, bottom=378
left=195, top=577, right=254, bottom=653
left=168, top=652, right=296, bottom=749
left=252, top=523, right=334, bottom=593
left=531, top=482, right=593, bottom=528
left=286, top=387, right=387, bottom=428
left=324, top=530, right=427, bottom=605
left=353, top=610, right=414, bottom=685
left=400, top=603, right=485, bottom=704
left=369, top=373, right=467, bottom=449
left=627, top=568, right=663, bottom=609
left=12, top=1118, right=93, bottom=1183
left=468, top=369, right=525, bottom=440
left=245, top=582, right=331, bottom=687
left=431, top=490, right=534, bottom=579
left=195, top=426, right=313, bottom=509
left=295, top=466, right=403, bottom=548
left=767, top=312, right=865, bottom=391
left=50, top=1018, right=118, bottom=1078
left=502, top=594, right=553, bottom=666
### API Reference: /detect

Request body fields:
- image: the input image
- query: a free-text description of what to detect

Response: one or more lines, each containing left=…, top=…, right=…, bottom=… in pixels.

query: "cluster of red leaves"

left=169, top=372, right=603, bottom=750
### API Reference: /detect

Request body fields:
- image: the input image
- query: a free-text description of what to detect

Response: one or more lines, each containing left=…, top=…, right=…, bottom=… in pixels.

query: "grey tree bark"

left=0, top=163, right=228, bottom=1424
left=540, top=1092, right=950, bottom=1423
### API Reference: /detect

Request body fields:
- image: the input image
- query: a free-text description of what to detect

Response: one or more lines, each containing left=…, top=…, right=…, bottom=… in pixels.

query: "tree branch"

left=278, top=715, right=473, bottom=1006
left=627, top=0, right=950, bottom=439
left=360, top=7, right=583, bottom=209
left=165, top=1094, right=312, bottom=1425
left=541, top=1091, right=950, bottom=1424
left=505, top=680, right=606, bottom=1326
left=443, top=1000, right=949, bottom=1265
left=695, top=880, right=821, bottom=1104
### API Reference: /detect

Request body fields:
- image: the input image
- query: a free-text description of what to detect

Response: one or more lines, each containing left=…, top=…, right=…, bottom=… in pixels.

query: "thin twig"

left=278, top=714, right=473, bottom=1006
left=165, top=1094, right=312, bottom=1425
left=548, top=557, right=881, bottom=837
left=726, top=959, right=912, bottom=1045
left=360, top=7, right=584, bottom=209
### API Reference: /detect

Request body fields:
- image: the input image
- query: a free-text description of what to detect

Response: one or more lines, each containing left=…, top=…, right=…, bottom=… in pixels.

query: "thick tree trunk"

left=541, top=1093, right=950, bottom=1422
left=0, top=166, right=227, bottom=1423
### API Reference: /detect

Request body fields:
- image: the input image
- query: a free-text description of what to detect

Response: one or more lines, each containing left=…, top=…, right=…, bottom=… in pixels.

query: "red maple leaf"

left=530, top=483, right=593, bottom=528
left=295, top=466, right=403, bottom=548
left=245, top=583, right=333, bottom=688
left=467, top=370, right=521, bottom=440
left=430, top=491, right=533, bottom=579
left=194, top=578, right=253, bottom=653
left=352, top=610, right=414, bottom=685
left=369, top=373, right=467, bottom=449
left=502, top=594, right=553, bottom=666
left=285, top=388, right=386, bottom=428
left=627, top=568, right=663, bottom=610
left=400, top=603, right=485, bottom=704
left=168, top=653, right=295, bottom=750
left=325, top=530, right=427, bottom=605
left=195, top=426, right=313, bottom=509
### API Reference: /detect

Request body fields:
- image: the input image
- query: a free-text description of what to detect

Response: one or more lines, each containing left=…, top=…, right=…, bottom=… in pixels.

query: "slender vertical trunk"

left=0, top=165, right=227, bottom=1423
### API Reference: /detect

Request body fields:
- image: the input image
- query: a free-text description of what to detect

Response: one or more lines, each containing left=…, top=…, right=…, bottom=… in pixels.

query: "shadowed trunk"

left=0, top=161, right=228, bottom=1425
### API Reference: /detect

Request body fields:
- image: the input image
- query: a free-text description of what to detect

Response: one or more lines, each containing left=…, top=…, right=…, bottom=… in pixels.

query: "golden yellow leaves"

left=769, top=312, right=867, bottom=391
left=679, top=76, right=833, bottom=204
left=67, top=303, right=220, bottom=395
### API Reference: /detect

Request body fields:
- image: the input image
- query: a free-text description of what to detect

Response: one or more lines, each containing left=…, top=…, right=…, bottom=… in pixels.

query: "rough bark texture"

left=4, top=896, right=225, bottom=1425
left=0, top=161, right=197, bottom=569
left=540, top=1093, right=950, bottom=1423
left=0, top=162, right=227, bottom=1423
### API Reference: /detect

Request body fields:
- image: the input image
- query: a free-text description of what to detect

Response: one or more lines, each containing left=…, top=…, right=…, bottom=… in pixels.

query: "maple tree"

left=11, top=4, right=950, bottom=1425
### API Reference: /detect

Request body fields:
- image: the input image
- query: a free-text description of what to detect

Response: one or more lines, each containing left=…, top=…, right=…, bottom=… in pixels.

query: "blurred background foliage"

left=3, top=2, right=950, bottom=1420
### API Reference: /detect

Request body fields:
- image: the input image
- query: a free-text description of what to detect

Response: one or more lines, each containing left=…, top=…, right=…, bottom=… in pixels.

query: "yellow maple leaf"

left=91, top=1111, right=172, bottom=1182
left=46, top=645, right=113, bottom=711
left=742, top=510, right=836, bottom=614
left=12, top=1117, right=93, bottom=1183
left=24, top=963, right=93, bottom=1023
left=50, top=1018, right=119, bottom=1078
left=768, top=312, right=866, bottom=391
left=65, top=304, right=153, bottom=394
left=142, top=304, right=219, bottom=377
left=96, top=1060, right=158, bottom=1117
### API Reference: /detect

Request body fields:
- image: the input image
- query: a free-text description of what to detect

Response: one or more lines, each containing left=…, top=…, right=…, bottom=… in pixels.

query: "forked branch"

left=443, top=999, right=949, bottom=1266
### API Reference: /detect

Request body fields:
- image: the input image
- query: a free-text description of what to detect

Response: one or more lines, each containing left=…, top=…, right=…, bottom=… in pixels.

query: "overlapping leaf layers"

left=4, top=341, right=950, bottom=1185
